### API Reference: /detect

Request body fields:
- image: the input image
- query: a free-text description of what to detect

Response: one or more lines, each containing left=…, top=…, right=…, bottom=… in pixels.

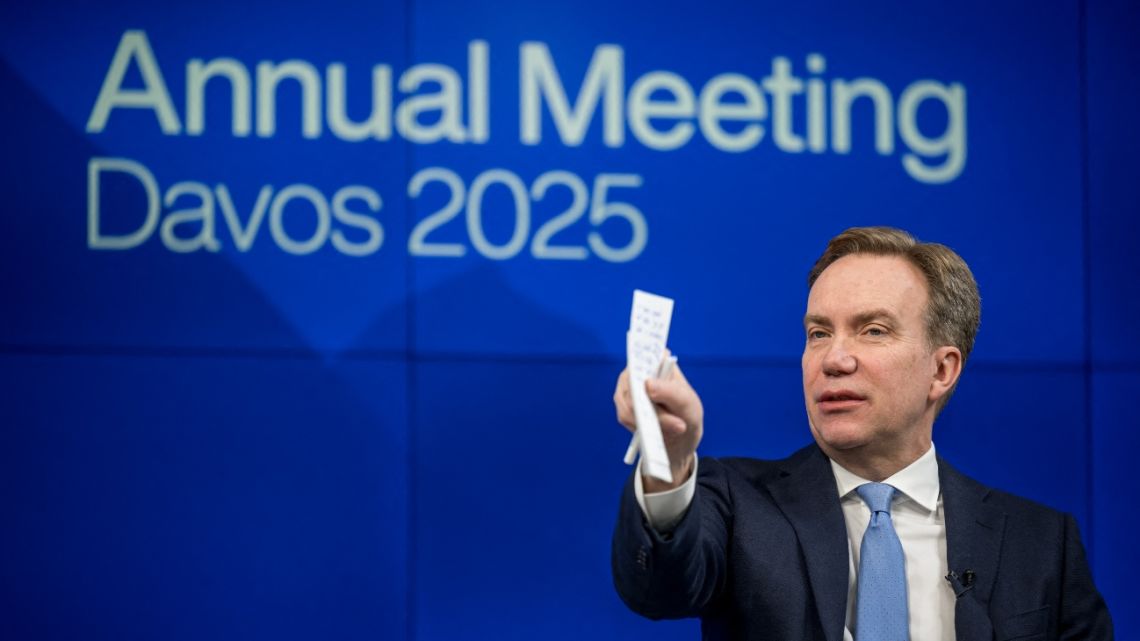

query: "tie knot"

left=856, top=482, right=896, bottom=514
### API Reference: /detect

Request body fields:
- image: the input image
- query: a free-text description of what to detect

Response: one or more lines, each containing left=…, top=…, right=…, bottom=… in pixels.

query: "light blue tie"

left=856, top=482, right=909, bottom=641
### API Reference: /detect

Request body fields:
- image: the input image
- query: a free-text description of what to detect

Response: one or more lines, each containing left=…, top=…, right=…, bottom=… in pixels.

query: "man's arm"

left=611, top=366, right=731, bottom=618
left=612, top=455, right=733, bottom=619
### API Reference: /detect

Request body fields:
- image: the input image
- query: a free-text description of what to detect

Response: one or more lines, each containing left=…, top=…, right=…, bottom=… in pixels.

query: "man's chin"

left=809, top=420, right=872, bottom=452
left=817, top=438, right=872, bottom=454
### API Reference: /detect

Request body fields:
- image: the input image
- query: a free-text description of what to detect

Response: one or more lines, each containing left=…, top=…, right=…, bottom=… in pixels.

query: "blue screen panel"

left=0, top=354, right=408, bottom=641
left=412, top=359, right=698, bottom=641
left=1087, top=0, right=1140, bottom=365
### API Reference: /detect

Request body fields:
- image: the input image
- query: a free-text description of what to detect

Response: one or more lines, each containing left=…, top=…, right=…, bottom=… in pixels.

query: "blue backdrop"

left=2, top=1, right=1137, bottom=639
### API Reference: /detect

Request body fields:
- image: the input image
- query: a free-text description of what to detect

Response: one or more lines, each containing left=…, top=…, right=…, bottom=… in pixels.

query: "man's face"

left=801, top=254, right=942, bottom=463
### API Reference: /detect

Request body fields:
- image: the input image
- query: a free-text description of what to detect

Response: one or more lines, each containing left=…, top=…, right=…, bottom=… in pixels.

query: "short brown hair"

left=808, top=227, right=981, bottom=402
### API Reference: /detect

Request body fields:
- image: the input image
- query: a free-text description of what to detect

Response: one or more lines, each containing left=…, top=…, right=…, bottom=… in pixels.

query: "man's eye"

left=808, top=330, right=828, bottom=340
left=866, top=326, right=887, bottom=336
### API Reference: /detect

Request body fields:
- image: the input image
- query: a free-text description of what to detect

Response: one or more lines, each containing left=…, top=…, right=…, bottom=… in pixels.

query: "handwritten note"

left=625, top=290, right=674, bottom=483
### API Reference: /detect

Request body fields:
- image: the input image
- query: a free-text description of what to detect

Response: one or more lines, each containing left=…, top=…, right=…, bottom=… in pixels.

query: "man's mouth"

left=817, top=390, right=866, bottom=411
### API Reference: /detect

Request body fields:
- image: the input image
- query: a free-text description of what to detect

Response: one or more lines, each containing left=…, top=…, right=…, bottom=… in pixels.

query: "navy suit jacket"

left=612, top=444, right=1112, bottom=641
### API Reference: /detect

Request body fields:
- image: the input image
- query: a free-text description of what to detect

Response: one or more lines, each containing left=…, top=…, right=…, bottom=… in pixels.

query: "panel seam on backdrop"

left=381, top=352, right=1098, bottom=372
left=0, top=343, right=402, bottom=362
left=1077, top=0, right=1096, bottom=567
left=403, top=1, right=418, bottom=640
left=2, top=344, right=1125, bottom=373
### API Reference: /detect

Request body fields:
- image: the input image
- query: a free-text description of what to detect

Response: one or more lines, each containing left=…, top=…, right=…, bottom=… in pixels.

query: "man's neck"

left=825, top=439, right=932, bottom=482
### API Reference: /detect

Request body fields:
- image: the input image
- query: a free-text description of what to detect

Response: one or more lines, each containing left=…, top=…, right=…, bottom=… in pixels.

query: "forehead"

left=806, top=254, right=929, bottom=319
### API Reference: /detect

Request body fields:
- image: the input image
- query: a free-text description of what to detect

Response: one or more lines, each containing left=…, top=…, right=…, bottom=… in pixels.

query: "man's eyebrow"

left=851, top=308, right=900, bottom=326
left=803, top=309, right=900, bottom=329
left=803, top=314, right=830, bottom=328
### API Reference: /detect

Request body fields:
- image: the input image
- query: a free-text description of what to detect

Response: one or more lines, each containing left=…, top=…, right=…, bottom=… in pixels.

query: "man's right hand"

left=613, top=364, right=704, bottom=493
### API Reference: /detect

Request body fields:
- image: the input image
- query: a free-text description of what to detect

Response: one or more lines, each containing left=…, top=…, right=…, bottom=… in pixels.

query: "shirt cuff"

left=633, top=456, right=698, bottom=533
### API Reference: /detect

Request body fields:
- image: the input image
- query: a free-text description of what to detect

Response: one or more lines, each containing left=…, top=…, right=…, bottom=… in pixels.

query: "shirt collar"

left=829, top=443, right=941, bottom=513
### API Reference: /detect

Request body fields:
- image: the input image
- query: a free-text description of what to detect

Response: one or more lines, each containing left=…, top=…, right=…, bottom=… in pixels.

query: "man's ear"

left=929, top=345, right=963, bottom=404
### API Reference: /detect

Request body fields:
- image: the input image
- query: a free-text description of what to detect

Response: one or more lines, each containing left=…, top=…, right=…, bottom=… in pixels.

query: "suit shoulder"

left=943, top=459, right=1074, bottom=534
left=984, top=486, right=1064, bottom=516
left=984, top=486, right=1076, bottom=537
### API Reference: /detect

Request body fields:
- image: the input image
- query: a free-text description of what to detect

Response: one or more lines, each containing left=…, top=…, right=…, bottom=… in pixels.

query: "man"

left=611, top=227, right=1112, bottom=641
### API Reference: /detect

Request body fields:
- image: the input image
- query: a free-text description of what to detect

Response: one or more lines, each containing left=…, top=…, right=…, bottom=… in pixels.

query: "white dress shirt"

left=634, top=445, right=955, bottom=641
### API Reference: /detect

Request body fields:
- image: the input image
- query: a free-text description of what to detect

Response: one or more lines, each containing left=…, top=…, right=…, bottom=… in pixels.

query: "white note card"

left=626, top=290, right=674, bottom=483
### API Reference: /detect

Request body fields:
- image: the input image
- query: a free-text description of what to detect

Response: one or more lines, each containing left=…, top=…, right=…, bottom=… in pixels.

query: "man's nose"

left=822, top=336, right=857, bottom=376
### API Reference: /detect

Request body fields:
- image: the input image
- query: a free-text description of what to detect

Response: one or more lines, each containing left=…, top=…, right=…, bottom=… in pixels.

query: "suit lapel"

left=939, top=456, right=1005, bottom=641
left=765, top=446, right=849, bottom=641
